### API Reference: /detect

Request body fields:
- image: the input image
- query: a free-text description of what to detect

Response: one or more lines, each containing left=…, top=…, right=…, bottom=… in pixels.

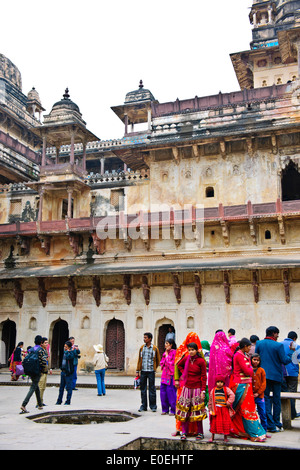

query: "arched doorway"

left=158, top=323, right=176, bottom=359
left=1, top=319, right=16, bottom=367
left=50, top=319, right=69, bottom=369
left=282, top=161, right=300, bottom=201
left=105, top=319, right=125, bottom=370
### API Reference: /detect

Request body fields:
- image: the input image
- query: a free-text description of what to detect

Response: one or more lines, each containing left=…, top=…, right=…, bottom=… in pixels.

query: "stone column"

left=38, top=188, right=44, bottom=222
left=70, top=129, right=75, bottom=165
left=41, top=134, right=47, bottom=166
left=82, top=141, right=87, bottom=170
left=67, top=187, right=73, bottom=219
left=124, top=114, right=128, bottom=135
left=100, top=157, right=105, bottom=175
left=147, top=107, right=152, bottom=131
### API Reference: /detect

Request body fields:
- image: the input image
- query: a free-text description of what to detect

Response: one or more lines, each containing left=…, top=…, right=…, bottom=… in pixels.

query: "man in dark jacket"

left=55, top=341, right=76, bottom=405
left=256, top=326, right=295, bottom=432
left=20, top=335, right=48, bottom=413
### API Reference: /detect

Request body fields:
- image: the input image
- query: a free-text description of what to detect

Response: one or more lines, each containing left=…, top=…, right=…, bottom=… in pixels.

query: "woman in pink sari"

left=208, top=330, right=233, bottom=393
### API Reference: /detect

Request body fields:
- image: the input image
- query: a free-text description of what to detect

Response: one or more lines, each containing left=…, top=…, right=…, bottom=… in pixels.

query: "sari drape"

left=208, top=331, right=233, bottom=392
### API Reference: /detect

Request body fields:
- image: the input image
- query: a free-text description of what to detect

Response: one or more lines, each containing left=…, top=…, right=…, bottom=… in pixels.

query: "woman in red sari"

left=230, top=338, right=267, bottom=442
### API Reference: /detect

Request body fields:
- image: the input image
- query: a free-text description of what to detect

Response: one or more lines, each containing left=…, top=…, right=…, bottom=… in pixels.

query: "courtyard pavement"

left=0, top=369, right=299, bottom=453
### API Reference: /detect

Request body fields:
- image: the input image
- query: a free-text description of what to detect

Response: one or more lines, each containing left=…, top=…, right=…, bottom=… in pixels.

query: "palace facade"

left=1, top=0, right=300, bottom=374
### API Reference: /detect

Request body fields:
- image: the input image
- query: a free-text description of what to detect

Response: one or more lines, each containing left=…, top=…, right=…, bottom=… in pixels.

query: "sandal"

left=180, top=433, right=187, bottom=441
left=20, top=406, right=28, bottom=414
left=196, top=433, right=204, bottom=440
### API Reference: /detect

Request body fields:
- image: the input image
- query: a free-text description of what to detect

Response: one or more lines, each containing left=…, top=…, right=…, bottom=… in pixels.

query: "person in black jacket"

left=55, top=341, right=76, bottom=405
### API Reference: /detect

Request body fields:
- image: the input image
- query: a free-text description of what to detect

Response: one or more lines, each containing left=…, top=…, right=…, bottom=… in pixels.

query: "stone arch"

left=155, top=317, right=176, bottom=359
left=0, top=319, right=16, bottom=366
left=49, top=318, right=69, bottom=369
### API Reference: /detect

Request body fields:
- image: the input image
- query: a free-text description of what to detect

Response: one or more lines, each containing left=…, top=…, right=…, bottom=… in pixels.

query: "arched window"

left=206, top=186, right=214, bottom=198
left=265, top=230, right=271, bottom=240
left=282, top=161, right=300, bottom=201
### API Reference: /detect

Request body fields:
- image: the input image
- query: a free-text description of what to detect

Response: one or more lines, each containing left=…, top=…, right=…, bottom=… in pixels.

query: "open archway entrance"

left=282, top=161, right=300, bottom=201
left=50, top=319, right=69, bottom=369
left=157, top=323, right=176, bottom=359
left=0, top=319, right=16, bottom=367
left=105, top=319, right=125, bottom=370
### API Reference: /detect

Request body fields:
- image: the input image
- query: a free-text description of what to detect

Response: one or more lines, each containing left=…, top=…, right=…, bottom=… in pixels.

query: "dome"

left=0, top=53, right=22, bottom=90
left=27, top=87, right=42, bottom=105
left=124, top=80, right=156, bottom=104
left=51, top=88, right=80, bottom=114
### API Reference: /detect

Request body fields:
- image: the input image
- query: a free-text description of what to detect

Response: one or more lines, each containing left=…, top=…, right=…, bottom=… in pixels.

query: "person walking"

left=36, top=337, right=51, bottom=407
left=230, top=338, right=267, bottom=442
left=136, top=332, right=161, bottom=412
left=255, top=326, right=295, bottom=432
left=160, top=338, right=177, bottom=415
left=281, top=331, right=300, bottom=420
left=55, top=341, right=76, bottom=405
left=9, top=342, right=24, bottom=381
left=20, top=335, right=47, bottom=413
left=175, top=341, right=207, bottom=441
left=93, top=344, right=109, bottom=396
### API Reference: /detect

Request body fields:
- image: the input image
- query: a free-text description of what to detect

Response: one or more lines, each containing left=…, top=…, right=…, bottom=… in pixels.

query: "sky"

left=0, top=0, right=252, bottom=141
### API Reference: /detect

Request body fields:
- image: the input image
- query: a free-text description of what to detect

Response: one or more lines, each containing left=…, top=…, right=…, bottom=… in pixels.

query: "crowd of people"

left=136, top=326, right=300, bottom=442
left=9, top=324, right=300, bottom=444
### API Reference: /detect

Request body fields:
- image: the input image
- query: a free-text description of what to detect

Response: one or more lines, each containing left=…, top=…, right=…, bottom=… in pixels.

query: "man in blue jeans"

left=136, top=332, right=161, bottom=412
left=56, top=341, right=76, bottom=405
left=256, top=326, right=295, bottom=432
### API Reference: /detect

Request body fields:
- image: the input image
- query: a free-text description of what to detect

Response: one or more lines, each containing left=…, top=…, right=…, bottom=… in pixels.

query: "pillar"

left=124, top=114, right=128, bottom=135
left=70, top=129, right=75, bottom=165
left=147, top=107, right=152, bottom=131
left=67, top=188, right=73, bottom=219
left=100, top=157, right=105, bottom=175
left=41, top=134, right=47, bottom=166
left=38, top=188, right=44, bottom=222
left=82, top=141, right=87, bottom=170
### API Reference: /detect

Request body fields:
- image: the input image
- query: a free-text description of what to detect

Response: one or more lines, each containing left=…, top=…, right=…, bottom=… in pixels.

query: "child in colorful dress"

left=175, top=342, right=207, bottom=441
left=208, top=375, right=235, bottom=442
left=160, top=338, right=177, bottom=415
left=251, top=353, right=268, bottom=433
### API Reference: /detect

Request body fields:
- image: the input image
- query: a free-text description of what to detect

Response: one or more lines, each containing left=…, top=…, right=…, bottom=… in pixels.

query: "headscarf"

left=175, top=332, right=202, bottom=366
left=208, top=330, right=233, bottom=392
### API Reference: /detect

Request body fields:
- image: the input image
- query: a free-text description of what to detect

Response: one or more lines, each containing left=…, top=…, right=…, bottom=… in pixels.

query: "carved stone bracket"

left=69, top=233, right=83, bottom=256
left=122, top=274, right=131, bottom=305
left=278, top=215, right=286, bottom=244
left=39, top=236, right=51, bottom=256
left=249, top=217, right=257, bottom=245
left=172, top=147, right=180, bottom=164
left=194, top=274, right=202, bottom=304
left=14, top=280, right=23, bottom=308
left=38, top=277, right=47, bottom=307
left=173, top=273, right=181, bottom=304
left=142, top=275, right=150, bottom=305
left=68, top=277, right=77, bottom=307
left=223, top=271, right=230, bottom=304
left=220, top=220, right=230, bottom=247
left=91, top=231, right=106, bottom=255
left=16, top=236, right=30, bottom=256
left=92, top=276, right=101, bottom=307
left=283, top=269, right=290, bottom=303
left=252, top=270, right=259, bottom=303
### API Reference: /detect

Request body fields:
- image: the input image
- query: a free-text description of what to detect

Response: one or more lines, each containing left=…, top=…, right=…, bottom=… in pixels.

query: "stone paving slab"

left=0, top=370, right=300, bottom=452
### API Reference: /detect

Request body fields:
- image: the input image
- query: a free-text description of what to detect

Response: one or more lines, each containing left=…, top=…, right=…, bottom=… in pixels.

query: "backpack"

left=22, top=347, right=41, bottom=377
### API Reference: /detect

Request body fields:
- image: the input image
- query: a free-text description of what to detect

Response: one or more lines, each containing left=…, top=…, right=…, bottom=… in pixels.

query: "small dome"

left=27, top=87, right=42, bottom=104
left=125, top=80, right=156, bottom=104
left=0, top=53, right=22, bottom=90
left=51, top=88, right=80, bottom=114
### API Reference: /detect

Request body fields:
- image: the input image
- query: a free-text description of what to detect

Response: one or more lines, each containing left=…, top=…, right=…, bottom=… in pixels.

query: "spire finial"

left=139, top=80, right=144, bottom=89
left=63, top=88, right=70, bottom=99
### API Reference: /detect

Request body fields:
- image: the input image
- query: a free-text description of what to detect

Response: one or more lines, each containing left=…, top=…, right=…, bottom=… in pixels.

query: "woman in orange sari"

left=172, top=332, right=206, bottom=436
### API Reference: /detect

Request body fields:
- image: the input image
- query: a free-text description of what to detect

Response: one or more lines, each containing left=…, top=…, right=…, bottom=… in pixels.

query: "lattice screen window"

left=110, top=189, right=124, bottom=211
left=9, top=199, right=22, bottom=216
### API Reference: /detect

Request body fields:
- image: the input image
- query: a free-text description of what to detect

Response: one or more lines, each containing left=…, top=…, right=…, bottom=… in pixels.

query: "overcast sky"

left=0, top=0, right=252, bottom=140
